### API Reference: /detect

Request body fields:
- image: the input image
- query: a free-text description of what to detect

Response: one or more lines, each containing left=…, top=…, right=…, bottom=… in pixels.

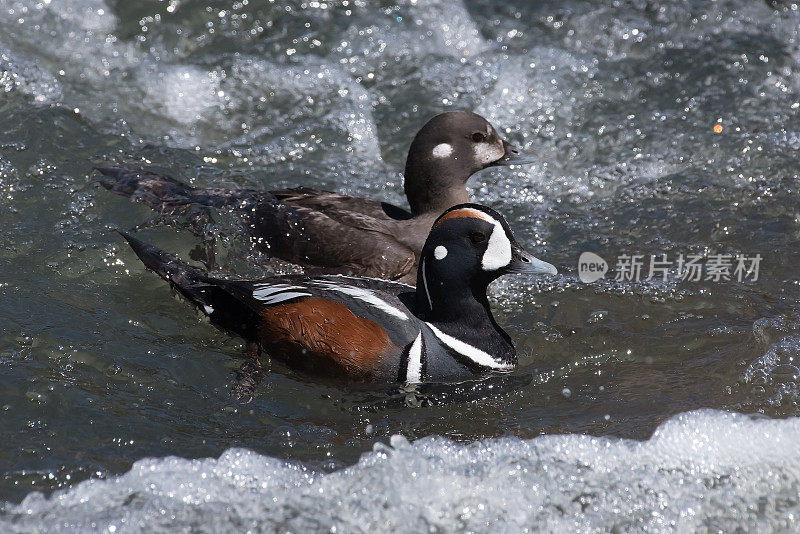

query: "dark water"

left=2, top=0, right=800, bottom=530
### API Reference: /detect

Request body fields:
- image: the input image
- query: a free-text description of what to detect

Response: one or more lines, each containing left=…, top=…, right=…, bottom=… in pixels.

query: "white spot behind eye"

left=434, top=245, right=448, bottom=260
left=432, top=143, right=453, bottom=158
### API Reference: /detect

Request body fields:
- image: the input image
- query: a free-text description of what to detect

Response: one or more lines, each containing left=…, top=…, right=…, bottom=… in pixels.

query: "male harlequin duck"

left=99, top=111, right=535, bottom=284
left=120, top=204, right=557, bottom=386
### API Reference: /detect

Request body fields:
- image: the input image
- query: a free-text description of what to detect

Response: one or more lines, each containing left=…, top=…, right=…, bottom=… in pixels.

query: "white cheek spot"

left=482, top=222, right=512, bottom=271
left=432, top=143, right=453, bottom=158
left=434, top=245, right=448, bottom=260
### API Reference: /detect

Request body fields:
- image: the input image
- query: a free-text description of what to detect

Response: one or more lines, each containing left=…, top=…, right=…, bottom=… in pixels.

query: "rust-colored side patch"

left=257, top=297, right=396, bottom=379
left=434, top=208, right=489, bottom=228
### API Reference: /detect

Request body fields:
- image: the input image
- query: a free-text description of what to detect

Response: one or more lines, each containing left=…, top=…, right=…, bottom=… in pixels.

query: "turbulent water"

left=6, top=411, right=800, bottom=532
left=2, top=0, right=800, bottom=530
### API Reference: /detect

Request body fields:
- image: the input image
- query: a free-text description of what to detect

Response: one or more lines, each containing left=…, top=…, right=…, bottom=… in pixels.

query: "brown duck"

left=98, top=111, right=535, bottom=284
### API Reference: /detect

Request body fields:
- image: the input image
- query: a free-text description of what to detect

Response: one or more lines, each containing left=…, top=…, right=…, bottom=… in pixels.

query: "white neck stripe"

left=421, top=259, right=433, bottom=311
left=425, top=323, right=513, bottom=370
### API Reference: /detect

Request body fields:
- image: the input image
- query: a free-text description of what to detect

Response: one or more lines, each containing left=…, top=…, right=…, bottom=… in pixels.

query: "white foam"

left=404, top=0, right=488, bottom=58
left=141, top=66, right=223, bottom=130
left=0, top=3, right=383, bottom=162
left=5, top=410, right=800, bottom=532
left=743, top=335, right=800, bottom=407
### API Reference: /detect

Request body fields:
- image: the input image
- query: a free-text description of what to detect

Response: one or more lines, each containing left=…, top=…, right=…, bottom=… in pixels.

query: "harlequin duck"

left=99, top=111, right=536, bottom=284
left=119, top=203, right=557, bottom=385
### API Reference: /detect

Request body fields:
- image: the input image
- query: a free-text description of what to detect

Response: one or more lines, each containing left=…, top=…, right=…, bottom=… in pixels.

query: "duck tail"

left=96, top=166, right=254, bottom=212
left=117, top=230, right=211, bottom=306
left=118, top=231, right=261, bottom=338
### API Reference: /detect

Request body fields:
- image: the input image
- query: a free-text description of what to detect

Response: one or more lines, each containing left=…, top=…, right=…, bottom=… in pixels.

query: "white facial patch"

left=472, top=140, right=504, bottom=165
left=482, top=220, right=512, bottom=271
left=433, top=245, right=448, bottom=260
left=432, top=143, right=453, bottom=158
left=437, top=207, right=513, bottom=271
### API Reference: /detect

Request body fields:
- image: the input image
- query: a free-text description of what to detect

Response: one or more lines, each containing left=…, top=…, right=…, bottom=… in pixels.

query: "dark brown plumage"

left=99, top=112, right=536, bottom=283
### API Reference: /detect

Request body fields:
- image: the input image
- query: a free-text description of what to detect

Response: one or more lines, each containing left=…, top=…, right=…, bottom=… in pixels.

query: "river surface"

left=2, top=0, right=800, bottom=531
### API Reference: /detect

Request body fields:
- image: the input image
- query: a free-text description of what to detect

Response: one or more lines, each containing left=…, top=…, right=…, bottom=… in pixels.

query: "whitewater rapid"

left=4, top=410, right=799, bottom=532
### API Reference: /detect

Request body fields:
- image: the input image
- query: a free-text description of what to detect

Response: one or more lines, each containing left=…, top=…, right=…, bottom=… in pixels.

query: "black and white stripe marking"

left=252, top=284, right=312, bottom=304
left=426, top=323, right=513, bottom=370
left=253, top=279, right=412, bottom=323
left=404, top=332, right=425, bottom=383
left=420, top=258, right=433, bottom=311
left=309, top=281, right=409, bottom=321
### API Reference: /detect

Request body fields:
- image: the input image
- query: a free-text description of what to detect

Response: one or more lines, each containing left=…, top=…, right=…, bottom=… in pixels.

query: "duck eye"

left=471, top=132, right=487, bottom=143
left=469, top=231, right=487, bottom=244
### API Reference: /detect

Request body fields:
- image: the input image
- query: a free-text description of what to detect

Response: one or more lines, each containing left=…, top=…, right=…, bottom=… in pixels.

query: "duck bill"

left=491, top=139, right=537, bottom=166
left=505, top=247, right=558, bottom=276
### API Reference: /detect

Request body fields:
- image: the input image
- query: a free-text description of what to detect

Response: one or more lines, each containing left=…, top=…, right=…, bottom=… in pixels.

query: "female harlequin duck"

left=99, top=111, right=536, bottom=284
left=120, top=204, right=556, bottom=386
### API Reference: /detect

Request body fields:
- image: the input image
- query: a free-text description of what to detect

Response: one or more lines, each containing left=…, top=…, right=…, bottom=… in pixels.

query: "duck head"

left=403, top=112, right=536, bottom=216
left=415, top=203, right=556, bottom=319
